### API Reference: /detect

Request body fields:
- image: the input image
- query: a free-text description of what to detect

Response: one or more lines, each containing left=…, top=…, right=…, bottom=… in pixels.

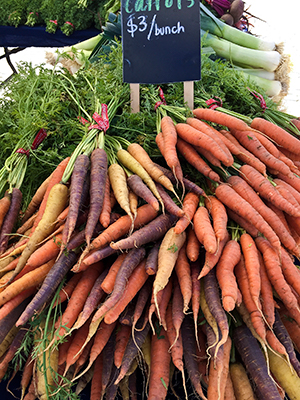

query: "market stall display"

left=0, top=1, right=300, bottom=400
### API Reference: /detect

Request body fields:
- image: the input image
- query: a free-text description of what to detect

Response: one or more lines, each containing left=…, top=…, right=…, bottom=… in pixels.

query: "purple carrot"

left=273, top=309, right=300, bottom=377
left=85, top=148, right=108, bottom=246
left=182, top=315, right=207, bottom=400
left=155, top=163, right=207, bottom=198
left=92, top=247, right=146, bottom=321
left=110, top=213, right=177, bottom=251
left=77, top=246, right=119, bottom=272
left=114, top=322, right=150, bottom=385
left=0, top=188, right=23, bottom=254
left=203, top=268, right=229, bottom=356
left=119, top=298, right=137, bottom=326
left=233, top=324, right=282, bottom=400
left=101, top=327, right=117, bottom=395
left=66, top=222, right=103, bottom=251
left=155, top=182, right=184, bottom=218
left=16, top=250, right=78, bottom=326
left=127, top=174, right=160, bottom=211
left=132, top=278, right=153, bottom=331
left=144, top=241, right=160, bottom=275
left=62, top=154, right=90, bottom=245
left=172, top=275, right=185, bottom=346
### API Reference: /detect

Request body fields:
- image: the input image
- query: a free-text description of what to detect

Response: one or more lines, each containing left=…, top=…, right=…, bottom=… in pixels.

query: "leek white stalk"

left=233, top=67, right=275, bottom=81
left=62, top=34, right=102, bottom=52
left=200, top=3, right=276, bottom=51
left=202, top=30, right=281, bottom=72
left=236, top=70, right=282, bottom=97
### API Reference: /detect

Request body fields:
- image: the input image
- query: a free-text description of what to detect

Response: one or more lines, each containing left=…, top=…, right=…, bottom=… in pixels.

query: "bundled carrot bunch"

left=1, top=101, right=300, bottom=400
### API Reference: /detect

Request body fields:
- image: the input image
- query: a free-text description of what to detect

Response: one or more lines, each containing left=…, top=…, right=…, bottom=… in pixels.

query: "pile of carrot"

left=1, top=105, right=300, bottom=400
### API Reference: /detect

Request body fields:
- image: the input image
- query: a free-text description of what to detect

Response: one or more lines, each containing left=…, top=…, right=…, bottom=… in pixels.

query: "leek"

left=236, top=71, right=282, bottom=97
left=233, top=67, right=275, bottom=81
left=200, top=2, right=276, bottom=51
left=201, top=30, right=281, bottom=72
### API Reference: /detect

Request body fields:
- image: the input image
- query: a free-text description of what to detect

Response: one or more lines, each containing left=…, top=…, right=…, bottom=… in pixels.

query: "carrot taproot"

left=255, top=236, right=300, bottom=326
left=128, top=189, right=138, bottom=220
left=193, top=107, right=250, bottom=131
left=258, top=251, right=275, bottom=328
left=266, top=328, right=290, bottom=360
left=73, top=245, right=118, bottom=273
left=233, top=324, right=282, bottom=400
left=227, top=175, right=300, bottom=257
left=110, top=213, right=177, bottom=251
left=99, top=253, right=126, bottom=295
left=190, top=259, right=202, bottom=349
left=0, top=286, right=35, bottom=322
left=144, top=241, right=160, bottom=275
left=186, top=226, right=201, bottom=264
left=176, top=136, right=221, bottom=182
left=0, top=259, right=55, bottom=307
left=171, top=275, right=185, bottom=346
left=20, top=352, right=34, bottom=400
left=147, top=324, right=171, bottom=400
left=104, top=258, right=148, bottom=325
left=99, top=174, right=112, bottom=228
left=16, top=212, right=37, bottom=236
left=235, top=256, right=267, bottom=341
left=205, top=195, right=228, bottom=246
left=0, top=192, right=12, bottom=231
left=216, top=239, right=241, bottom=312
left=174, top=244, right=192, bottom=314
left=16, top=250, right=78, bottom=326
left=90, top=353, right=103, bottom=400
left=215, top=182, right=281, bottom=253
left=131, top=278, right=153, bottom=334
left=127, top=174, right=160, bottom=212
left=114, top=323, right=132, bottom=369
left=231, top=129, right=292, bottom=176
left=193, top=205, right=218, bottom=255
left=186, top=117, right=234, bottom=163
left=250, top=117, right=300, bottom=155
left=280, top=246, right=300, bottom=297
left=0, top=188, right=23, bottom=255
left=229, top=362, right=256, bottom=400
left=174, top=192, right=200, bottom=235
left=195, top=143, right=226, bottom=169
left=154, top=182, right=184, bottom=217
left=153, top=227, right=186, bottom=323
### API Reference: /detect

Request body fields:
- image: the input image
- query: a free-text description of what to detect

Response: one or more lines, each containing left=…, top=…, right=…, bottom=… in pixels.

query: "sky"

left=0, top=1, right=299, bottom=115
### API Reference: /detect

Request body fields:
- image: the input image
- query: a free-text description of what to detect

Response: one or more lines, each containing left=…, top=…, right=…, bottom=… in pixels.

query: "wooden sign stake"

left=130, top=83, right=140, bottom=113
left=184, top=81, right=194, bottom=110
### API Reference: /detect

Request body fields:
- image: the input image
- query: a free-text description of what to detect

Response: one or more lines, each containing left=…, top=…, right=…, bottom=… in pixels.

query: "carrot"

left=250, top=117, right=300, bottom=155
left=0, top=188, right=23, bottom=255
left=131, top=278, right=153, bottom=333
left=99, top=174, right=112, bottom=228
left=152, top=227, right=186, bottom=322
left=0, top=286, right=36, bottom=321
left=90, top=353, right=103, bottom=400
left=215, top=182, right=281, bottom=253
left=11, top=182, right=69, bottom=284
left=280, top=246, right=300, bottom=298
left=195, top=144, right=225, bottom=170
left=216, top=239, right=241, bottom=312
left=20, top=353, right=34, bottom=400
left=0, top=259, right=55, bottom=307
left=235, top=256, right=267, bottom=341
left=15, top=250, right=78, bottom=326
left=174, top=244, right=192, bottom=314
left=278, top=301, right=300, bottom=353
left=127, top=174, right=160, bottom=212
left=205, top=195, right=228, bottom=245
left=0, top=192, right=11, bottom=231
left=258, top=251, right=275, bottom=328
left=101, top=253, right=127, bottom=294
left=173, top=192, right=199, bottom=235
left=233, top=324, right=283, bottom=400
left=231, top=128, right=292, bottom=176
left=110, top=213, right=177, bottom=251
left=193, top=107, right=250, bottom=131
left=255, top=236, right=300, bottom=326
left=114, top=323, right=132, bottom=369
left=190, top=260, right=202, bottom=349
left=240, top=233, right=261, bottom=310
left=104, top=258, right=148, bottom=325
left=230, top=362, right=256, bottom=400
left=85, top=148, right=107, bottom=246
left=186, top=117, right=234, bottom=163
left=128, top=189, right=138, bottom=220
left=144, top=241, right=160, bottom=275
left=193, top=205, right=218, bottom=255
left=160, top=115, right=183, bottom=183
left=147, top=325, right=171, bottom=400
left=176, top=137, right=221, bottom=182
left=154, top=182, right=184, bottom=217
left=227, top=175, right=300, bottom=257
left=186, top=226, right=201, bottom=262
left=16, top=212, right=37, bottom=236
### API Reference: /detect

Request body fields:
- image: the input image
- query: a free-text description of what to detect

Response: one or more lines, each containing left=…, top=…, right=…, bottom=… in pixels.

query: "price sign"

left=121, top=0, right=201, bottom=84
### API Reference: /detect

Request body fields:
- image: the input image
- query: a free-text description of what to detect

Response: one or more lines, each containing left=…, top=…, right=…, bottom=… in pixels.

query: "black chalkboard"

left=121, top=0, right=201, bottom=84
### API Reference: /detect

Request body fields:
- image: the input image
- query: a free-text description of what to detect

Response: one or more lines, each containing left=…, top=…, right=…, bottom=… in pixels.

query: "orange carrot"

left=205, top=195, right=228, bottom=245
left=193, top=107, right=250, bottom=131
left=280, top=246, right=300, bottom=298
left=0, top=259, right=55, bottom=307
left=186, top=226, right=201, bottom=262
left=258, top=252, right=275, bottom=328
left=104, top=259, right=148, bottom=325
left=193, top=206, right=218, bottom=255
left=148, top=326, right=171, bottom=400
left=90, top=353, right=103, bottom=400
left=250, top=117, right=300, bottom=155
left=101, top=253, right=127, bottom=294
left=52, top=272, right=83, bottom=308
left=99, top=175, right=112, bottom=228
left=174, top=192, right=200, bottom=234
left=0, top=192, right=12, bottom=231
left=176, top=137, right=221, bottom=182
left=0, top=287, right=36, bottom=321
left=176, top=123, right=232, bottom=166
left=240, top=233, right=261, bottom=310
left=216, top=239, right=241, bottom=312
left=16, top=213, right=37, bottom=236
left=114, top=323, right=132, bottom=369
left=174, top=244, right=192, bottom=314
left=191, top=260, right=202, bottom=349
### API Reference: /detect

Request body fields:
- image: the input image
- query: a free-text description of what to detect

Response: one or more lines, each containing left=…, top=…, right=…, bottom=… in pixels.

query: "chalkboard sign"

left=121, top=0, right=201, bottom=84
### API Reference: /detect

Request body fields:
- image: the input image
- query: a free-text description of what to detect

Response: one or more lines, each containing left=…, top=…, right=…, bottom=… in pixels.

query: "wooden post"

left=184, top=81, right=194, bottom=110
left=130, top=83, right=140, bottom=113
